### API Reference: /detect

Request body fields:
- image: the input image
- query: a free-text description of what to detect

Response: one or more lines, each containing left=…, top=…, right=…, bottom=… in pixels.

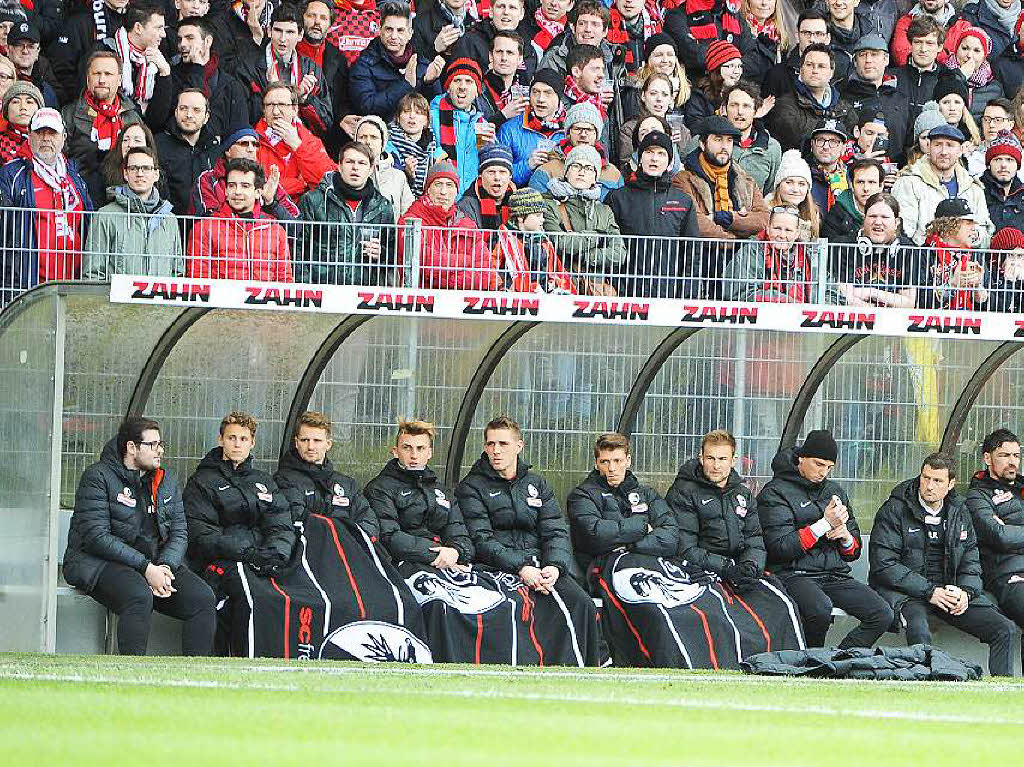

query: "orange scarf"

left=698, top=153, right=732, bottom=213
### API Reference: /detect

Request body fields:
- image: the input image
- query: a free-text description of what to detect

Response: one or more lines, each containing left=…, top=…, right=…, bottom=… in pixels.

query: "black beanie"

left=932, top=70, right=970, bottom=105
left=638, top=130, right=674, bottom=159
left=797, top=430, right=839, bottom=463
left=531, top=68, right=563, bottom=94
left=643, top=32, right=677, bottom=62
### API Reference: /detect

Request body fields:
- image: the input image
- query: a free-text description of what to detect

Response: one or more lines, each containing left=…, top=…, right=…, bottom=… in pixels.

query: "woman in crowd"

left=742, top=0, right=792, bottom=85
left=905, top=101, right=948, bottom=166
left=763, top=150, right=820, bottom=241
left=624, top=33, right=691, bottom=123
left=683, top=41, right=745, bottom=128
left=922, top=197, right=990, bottom=311
left=939, top=24, right=1004, bottom=122
left=617, top=74, right=689, bottom=171
left=722, top=205, right=812, bottom=302
left=355, top=115, right=415, bottom=221
left=933, top=71, right=983, bottom=150
left=99, top=123, right=166, bottom=206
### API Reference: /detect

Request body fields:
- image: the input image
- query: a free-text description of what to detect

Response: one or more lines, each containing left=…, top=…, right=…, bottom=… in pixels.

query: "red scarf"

left=199, top=54, right=220, bottom=99
left=746, top=14, right=779, bottom=43
left=755, top=231, right=810, bottom=302
left=564, top=75, right=607, bottom=119
left=606, top=9, right=661, bottom=71
left=266, top=46, right=302, bottom=89
left=472, top=178, right=514, bottom=231
left=483, top=71, right=512, bottom=112
left=0, top=122, right=29, bottom=163
left=925, top=233, right=980, bottom=310
left=524, top=105, right=564, bottom=136
left=297, top=38, right=325, bottom=69
left=84, top=90, right=123, bottom=152
left=531, top=8, right=565, bottom=53
left=435, top=96, right=475, bottom=168
left=685, top=0, right=742, bottom=41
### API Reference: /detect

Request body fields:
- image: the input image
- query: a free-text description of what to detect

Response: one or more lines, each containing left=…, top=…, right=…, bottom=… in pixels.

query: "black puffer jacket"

left=869, top=478, right=989, bottom=612
left=566, top=469, right=678, bottom=574
left=364, top=458, right=474, bottom=565
left=183, top=447, right=295, bottom=569
left=274, top=446, right=378, bottom=541
left=64, top=438, right=188, bottom=592
left=965, top=470, right=1024, bottom=593
left=457, top=454, right=573, bottom=575
left=666, top=458, right=765, bottom=575
left=154, top=125, right=220, bottom=215
left=757, top=448, right=863, bottom=577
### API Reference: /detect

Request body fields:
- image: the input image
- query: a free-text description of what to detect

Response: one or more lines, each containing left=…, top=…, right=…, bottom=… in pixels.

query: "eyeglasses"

left=771, top=206, right=801, bottom=216
left=982, top=115, right=1012, bottom=124
left=567, top=162, right=598, bottom=175
left=812, top=136, right=842, bottom=147
left=234, top=139, right=259, bottom=149
left=0, top=73, right=15, bottom=81
left=137, top=440, right=166, bottom=450
left=798, top=30, right=829, bottom=39
left=569, top=125, right=597, bottom=135
left=264, top=101, right=296, bottom=109
left=125, top=165, right=156, bottom=173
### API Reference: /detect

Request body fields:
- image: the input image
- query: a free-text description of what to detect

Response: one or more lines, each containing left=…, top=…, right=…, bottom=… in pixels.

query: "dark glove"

left=248, top=548, right=287, bottom=576
left=713, top=210, right=734, bottom=229
left=721, top=562, right=745, bottom=585
left=723, top=562, right=757, bottom=593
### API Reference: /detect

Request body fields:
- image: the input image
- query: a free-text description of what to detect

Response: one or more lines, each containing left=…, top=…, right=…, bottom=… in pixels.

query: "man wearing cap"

left=807, top=118, right=850, bottom=213
left=6, top=22, right=58, bottom=108
left=496, top=68, right=566, bottom=187
left=494, top=186, right=574, bottom=292
left=840, top=34, right=909, bottom=162
left=529, top=102, right=623, bottom=201
left=673, top=115, right=769, bottom=246
left=757, top=430, right=894, bottom=649
left=458, top=143, right=516, bottom=239
left=0, top=107, right=93, bottom=295
left=766, top=43, right=854, bottom=152
left=172, top=17, right=250, bottom=140
left=155, top=89, right=219, bottom=215
left=189, top=126, right=298, bottom=220
left=893, top=122, right=994, bottom=246
left=0, top=81, right=42, bottom=164
left=982, top=130, right=1024, bottom=232
left=430, top=57, right=494, bottom=197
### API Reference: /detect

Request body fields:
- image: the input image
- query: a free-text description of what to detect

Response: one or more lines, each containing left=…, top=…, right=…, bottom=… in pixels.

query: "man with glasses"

left=766, top=44, right=853, bottom=152
left=968, top=99, right=1020, bottom=178
left=6, top=22, right=58, bottom=107
left=807, top=118, right=850, bottom=213
left=83, top=146, right=183, bottom=279
left=155, top=89, right=220, bottom=214
left=763, top=9, right=849, bottom=98
left=63, top=416, right=216, bottom=656
left=255, top=82, right=335, bottom=197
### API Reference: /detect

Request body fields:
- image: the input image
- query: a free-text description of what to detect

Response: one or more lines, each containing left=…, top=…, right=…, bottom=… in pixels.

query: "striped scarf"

left=388, top=121, right=436, bottom=196
left=113, top=27, right=156, bottom=111
left=84, top=89, right=123, bottom=152
left=266, top=46, right=302, bottom=88
left=531, top=8, right=565, bottom=54
left=698, top=152, right=733, bottom=213
left=564, top=75, right=607, bottom=119
left=436, top=96, right=461, bottom=167
left=685, top=0, right=742, bottom=41
left=745, top=14, right=779, bottom=43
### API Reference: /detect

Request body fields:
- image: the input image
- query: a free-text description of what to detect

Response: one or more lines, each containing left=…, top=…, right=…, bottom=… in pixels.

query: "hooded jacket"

left=965, top=470, right=1024, bottom=592
left=756, top=448, right=863, bottom=577
left=64, top=439, right=187, bottom=592
left=183, top=447, right=296, bottom=569
left=892, top=156, right=994, bottom=246
left=666, top=458, right=765, bottom=575
left=456, top=454, right=574, bottom=576
left=364, top=458, right=474, bottom=565
left=82, top=186, right=184, bottom=279
left=274, top=446, right=378, bottom=541
left=869, top=477, right=989, bottom=612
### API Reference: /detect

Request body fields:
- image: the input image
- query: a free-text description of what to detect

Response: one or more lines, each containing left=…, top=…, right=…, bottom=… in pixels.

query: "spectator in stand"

left=413, top=0, right=478, bottom=63
left=529, top=102, right=623, bottom=200
left=830, top=193, right=924, bottom=307
left=83, top=146, right=183, bottom=280
left=825, top=0, right=869, bottom=67
left=355, top=115, right=414, bottom=220
left=388, top=92, right=443, bottom=197
left=821, top=158, right=883, bottom=241
left=155, top=89, right=219, bottom=215
left=906, top=101, right=947, bottom=166
left=98, top=2, right=174, bottom=127
left=721, top=80, right=781, bottom=195
left=99, top=123, right=166, bottom=205
left=766, top=43, right=853, bottom=152
left=562, top=44, right=616, bottom=159
left=840, top=34, right=910, bottom=163
left=455, top=0, right=537, bottom=80
left=933, top=70, right=983, bottom=149
left=993, top=15, right=1024, bottom=94
left=967, top=98, right=1019, bottom=176
left=617, top=73, right=689, bottom=172
left=892, top=0, right=954, bottom=68
left=7, top=22, right=57, bottom=107
left=0, top=54, right=15, bottom=105
left=496, top=68, right=565, bottom=187
left=540, top=143, right=626, bottom=295
left=492, top=187, right=574, bottom=293
left=763, top=149, right=820, bottom=241
left=62, top=50, right=143, bottom=205
left=605, top=0, right=661, bottom=84
left=186, top=157, right=294, bottom=282
left=607, top=131, right=701, bottom=298
left=624, top=115, right=684, bottom=176
left=399, top=160, right=500, bottom=290
left=236, top=3, right=332, bottom=137
left=988, top=226, right=1024, bottom=311
left=893, top=123, right=994, bottom=246
left=256, top=82, right=335, bottom=198
left=0, top=108, right=92, bottom=294
left=663, top=0, right=754, bottom=79
left=349, top=2, right=444, bottom=120
left=959, top=0, right=1022, bottom=60
left=939, top=24, right=1004, bottom=122
left=431, top=57, right=494, bottom=196
left=297, top=0, right=352, bottom=126
left=0, top=80, right=41, bottom=163
left=478, top=31, right=530, bottom=128
left=538, top=1, right=612, bottom=77
left=982, top=131, right=1024, bottom=233
left=628, top=33, right=692, bottom=123
left=722, top=206, right=813, bottom=303
left=296, top=141, right=396, bottom=286
left=172, top=17, right=250, bottom=140
left=47, top=0, right=129, bottom=103
left=327, top=0, right=380, bottom=66
left=762, top=9, right=850, bottom=99
left=845, top=112, right=895, bottom=175
left=190, top=127, right=299, bottom=220
left=162, top=0, right=210, bottom=60
left=519, top=0, right=571, bottom=60
left=673, top=115, right=770, bottom=244
left=211, top=0, right=272, bottom=72
left=807, top=118, right=850, bottom=214
left=742, top=0, right=790, bottom=85
left=896, top=16, right=943, bottom=129
left=683, top=40, right=745, bottom=128
left=457, top=142, right=516, bottom=237
left=922, top=198, right=991, bottom=311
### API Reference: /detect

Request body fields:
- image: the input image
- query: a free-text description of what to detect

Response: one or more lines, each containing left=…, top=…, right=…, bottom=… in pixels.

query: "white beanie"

left=775, top=149, right=812, bottom=187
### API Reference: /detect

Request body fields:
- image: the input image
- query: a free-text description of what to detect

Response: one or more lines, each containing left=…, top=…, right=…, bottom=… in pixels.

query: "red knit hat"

left=986, top=130, right=1023, bottom=167
left=951, top=24, right=992, bottom=59
left=992, top=227, right=1024, bottom=251
left=705, top=40, right=741, bottom=71
left=425, top=160, right=460, bottom=193
left=443, top=57, right=483, bottom=92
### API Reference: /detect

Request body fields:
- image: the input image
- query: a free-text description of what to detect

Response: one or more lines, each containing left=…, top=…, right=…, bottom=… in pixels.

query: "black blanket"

left=741, top=645, right=984, bottom=681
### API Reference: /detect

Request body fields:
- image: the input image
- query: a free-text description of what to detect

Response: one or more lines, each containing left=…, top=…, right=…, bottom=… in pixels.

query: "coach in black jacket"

left=870, top=454, right=1018, bottom=676
left=64, top=417, right=215, bottom=655
left=757, top=430, right=893, bottom=648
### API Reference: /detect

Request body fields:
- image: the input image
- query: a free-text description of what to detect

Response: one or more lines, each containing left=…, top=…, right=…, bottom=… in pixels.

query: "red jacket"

left=399, top=196, right=501, bottom=290
left=186, top=203, right=294, bottom=282
left=256, top=119, right=336, bottom=198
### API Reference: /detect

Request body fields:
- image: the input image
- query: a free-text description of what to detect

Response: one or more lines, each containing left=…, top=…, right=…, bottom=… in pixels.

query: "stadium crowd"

left=64, top=413, right=1024, bottom=674
left=6, top=0, right=1024, bottom=305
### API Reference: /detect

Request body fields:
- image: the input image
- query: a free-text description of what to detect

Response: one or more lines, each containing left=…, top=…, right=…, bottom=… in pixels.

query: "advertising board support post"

left=402, top=219, right=424, bottom=418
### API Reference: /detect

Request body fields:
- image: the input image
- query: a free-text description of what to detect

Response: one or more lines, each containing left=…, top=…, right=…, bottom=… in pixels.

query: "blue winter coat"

left=350, top=38, right=442, bottom=118
left=496, top=113, right=566, bottom=187
left=430, top=94, right=486, bottom=197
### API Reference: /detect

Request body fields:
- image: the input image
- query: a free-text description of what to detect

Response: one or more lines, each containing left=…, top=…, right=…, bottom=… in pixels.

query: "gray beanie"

left=565, top=102, right=604, bottom=133
left=913, top=101, right=946, bottom=141
left=565, top=143, right=602, bottom=174
left=2, top=80, right=44, bottom=120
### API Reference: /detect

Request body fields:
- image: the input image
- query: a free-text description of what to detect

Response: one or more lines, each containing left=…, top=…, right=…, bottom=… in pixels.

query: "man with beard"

left=172, top=17, right=249, bottom=139
left=154, top=88, right=219, bottom=214
left=99, top=2, right=174, bottom=125
left=47, top=0, right=129, bottom=102
left=455, top=0, right=536, bottom=79
left=807, top=118, right=850, bottom=214
left=478, top=31, right=529, bottom=128
left=981, top=131, right=1024, bottom=232
left=721, top=80, right=781, bottom=195
left=0, top=81, right=42, bottom=163
left=6, top=22, right=58, bottom=107
left=497, top=67, right=565, bottom=186
left=966, top=428, right=1024, bottom=637
left=457, top=143, right=515, bottom=240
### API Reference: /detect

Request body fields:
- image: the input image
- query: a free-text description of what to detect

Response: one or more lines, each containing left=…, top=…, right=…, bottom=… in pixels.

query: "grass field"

left=0, top=654, right=1021, bottom=766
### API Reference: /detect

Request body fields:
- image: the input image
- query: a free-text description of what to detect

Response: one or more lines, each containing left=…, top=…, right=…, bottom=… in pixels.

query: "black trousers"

left=900, top=599, right=1019, bottom=677
left=783, top=573, right=894, bottom=649
left=91, top=562, right=217, bottom=656
left=995, top=581, right=1024, bottom=627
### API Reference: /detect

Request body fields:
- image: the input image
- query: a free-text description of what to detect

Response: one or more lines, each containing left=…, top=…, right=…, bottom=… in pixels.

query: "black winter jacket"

left=982, top=171, right=1024, bottom=235
left=154, top=125, right=220, bottom=215
left=839, top=75, right=909, bottom=163
left=993, top=46, right=1024, bottom=98
left=869, top=478, right=989, bottom=612
left=453, top=20, right=538, bottom=81
left=895, top=63, right=940, bottom=132
left=364, top=458, right=474, bottom=565
left=457, top=455, right=574, bottom=575
left=64, top=439, right=188, bottom=592
left=183, top=447, right=296, bottom=569
left=965, top=470, right=1024, bottom=593
left=46, top=5, right=128, bottom=106
left=666, top=458, right=765, bottom=575
left=566, top=469, right=678, bottom=575
left=171, top=61, right=251, bottom=140
left=757, top=448, right=863, bottom=577
left=274, top=447, right=378, bottom=541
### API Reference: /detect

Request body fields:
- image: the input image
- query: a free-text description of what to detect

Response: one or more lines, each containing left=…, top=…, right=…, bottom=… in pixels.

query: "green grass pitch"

left=0, top=654, right=1021, bottom=766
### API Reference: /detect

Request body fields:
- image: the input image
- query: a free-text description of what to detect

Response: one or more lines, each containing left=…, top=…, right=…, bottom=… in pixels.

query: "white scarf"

left=32, top=154, right=83, bottom=241
left=266, top=44, right=301, bottom=88
left=113, top=27, right=156, bottom=111
left=985, top=0, right=1022, bottom=34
